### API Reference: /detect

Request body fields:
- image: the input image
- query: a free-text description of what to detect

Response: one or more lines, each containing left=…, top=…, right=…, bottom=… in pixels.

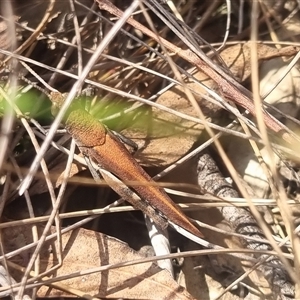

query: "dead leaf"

left=125, top=83, right=206, bottom=167
left=4, top=225, right=196, bottom=300
left=215, top=42, right=297, bottom=82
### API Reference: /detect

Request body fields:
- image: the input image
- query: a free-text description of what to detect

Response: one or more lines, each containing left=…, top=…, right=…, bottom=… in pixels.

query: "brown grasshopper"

left=50, top=91, right=204, bottom=239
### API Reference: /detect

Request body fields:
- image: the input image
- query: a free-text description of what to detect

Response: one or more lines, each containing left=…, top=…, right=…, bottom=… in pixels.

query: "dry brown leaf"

left=4, top=225, right=196, bottom=300
left=219, top=42, right=296, bottom=82
left=125, top=84, right=206, bottom=167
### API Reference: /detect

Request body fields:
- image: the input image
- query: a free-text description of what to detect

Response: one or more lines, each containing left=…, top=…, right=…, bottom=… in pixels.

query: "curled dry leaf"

left=4, top=225, right=195, bottom=300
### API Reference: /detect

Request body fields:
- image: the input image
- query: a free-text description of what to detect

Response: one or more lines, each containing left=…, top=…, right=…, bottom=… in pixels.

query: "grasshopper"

left=50, top=91, right=204, bottom=239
